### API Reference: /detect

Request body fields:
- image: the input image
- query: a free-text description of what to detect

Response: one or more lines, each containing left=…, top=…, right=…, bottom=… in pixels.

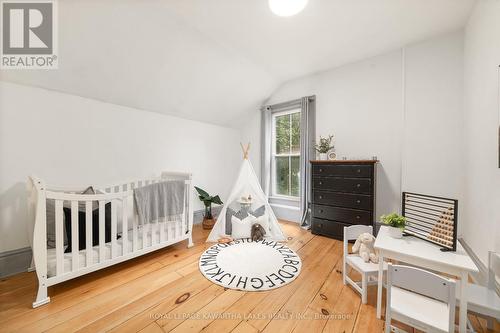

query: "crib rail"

left=28, top=172, right=193, bottom=308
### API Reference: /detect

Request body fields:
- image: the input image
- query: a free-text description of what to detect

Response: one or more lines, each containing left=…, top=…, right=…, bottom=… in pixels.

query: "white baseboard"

left=0, top=246, right=32, bottom=278
left=270, top=203, right=301, bottom=223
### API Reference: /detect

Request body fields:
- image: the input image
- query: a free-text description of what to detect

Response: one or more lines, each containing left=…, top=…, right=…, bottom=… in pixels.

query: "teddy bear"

left=352, top=232, right=379, bottom=263
left=251, top=223, right=266, bottom=242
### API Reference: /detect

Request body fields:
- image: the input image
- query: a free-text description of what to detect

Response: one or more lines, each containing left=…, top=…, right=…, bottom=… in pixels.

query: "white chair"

left=457, top=251, right=500, bottom=331
left=343, top=225, right=387, bottom=304
left=386, top=263, right=456, bottom=333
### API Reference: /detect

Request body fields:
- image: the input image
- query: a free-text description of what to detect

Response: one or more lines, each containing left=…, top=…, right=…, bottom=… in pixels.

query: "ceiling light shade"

left=269, top=0, right=308, bottom=17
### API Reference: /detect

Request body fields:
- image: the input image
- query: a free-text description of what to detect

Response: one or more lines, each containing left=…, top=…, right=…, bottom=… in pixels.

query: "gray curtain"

left=261, top=106, right=272, bottom=196
left=299, top=96, right=316, bottom=228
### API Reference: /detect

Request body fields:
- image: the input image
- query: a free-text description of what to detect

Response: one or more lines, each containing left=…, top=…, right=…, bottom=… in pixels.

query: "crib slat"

left=122, top=199, right=128, bottom=255
left=85, top=201, right=92, bottom=267
left=71, top=201, right=79, bottom=272
left=99, top=201, right=105, bottom=262
left=153, top=216, right=159, bottom=245
left=142, top=216, right=147, bottom=249
left=169, top=219, right=174, bottom=242
left=111, top=200, right=117, bottom=258
left=160, top=214, right=165, bottom=243
left=133, top=213, right=138, bottom=252
left=55, top=200, right=64, bottom=276
left=182, top=184, right=187, bottom=237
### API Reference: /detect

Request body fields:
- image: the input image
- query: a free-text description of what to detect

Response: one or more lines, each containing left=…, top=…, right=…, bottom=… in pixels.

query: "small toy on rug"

left=352, top=232, right=379, bottom=263
left=217, top=236, right=233, bottom=244
left=251, top=223, right=266, bottom=242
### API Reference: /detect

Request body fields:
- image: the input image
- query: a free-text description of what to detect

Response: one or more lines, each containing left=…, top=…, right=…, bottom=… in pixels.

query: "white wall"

left=462, top=0, right=500, bottom=265
left=403, top=32, right=465, bottom=235
left=0, top=82, right=241, bottom=253
left=243, top=32, right=464, bottom=224
left=266, top=51, right=404, bottom=221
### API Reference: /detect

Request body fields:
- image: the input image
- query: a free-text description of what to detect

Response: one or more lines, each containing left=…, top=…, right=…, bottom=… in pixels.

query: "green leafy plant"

left=380, top=213, right=407, bottom=229
left=315, top=135, right=334, bottom=153
left=194, top=186, right=223, bottom=219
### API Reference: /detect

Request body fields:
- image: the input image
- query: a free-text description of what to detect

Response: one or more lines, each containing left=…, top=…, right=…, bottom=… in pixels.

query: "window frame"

left=270, top=108, right=301, bottom=200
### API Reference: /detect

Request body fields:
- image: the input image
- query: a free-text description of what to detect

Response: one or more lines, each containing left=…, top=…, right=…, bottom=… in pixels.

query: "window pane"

left=275, top=114, right=290, bottom=154
left=291, top=112, right=300, bottom=154
left=291, top=156, right=300, bottom=197
left=275, top=156, right=290, bottom=196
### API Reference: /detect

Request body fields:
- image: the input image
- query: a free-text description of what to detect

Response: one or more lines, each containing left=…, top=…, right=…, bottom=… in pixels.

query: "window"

left=272, top=109, right=301, bottom=198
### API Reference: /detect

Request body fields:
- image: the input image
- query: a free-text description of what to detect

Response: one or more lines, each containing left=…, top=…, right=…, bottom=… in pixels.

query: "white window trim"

left=270, top=108, right=301, bottom=200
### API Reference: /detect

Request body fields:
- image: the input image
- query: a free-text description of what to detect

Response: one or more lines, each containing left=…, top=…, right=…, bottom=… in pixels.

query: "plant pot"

left=202, top=217, right=216, bottom=230
left=319, top=153, right=328, bottom=161
left=387, top=226, right=403, bottom=238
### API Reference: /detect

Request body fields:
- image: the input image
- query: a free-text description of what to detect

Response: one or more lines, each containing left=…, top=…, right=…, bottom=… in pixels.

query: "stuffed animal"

left=352, top=232, right=379, bottom=263
left=251, top=223, right=266, bottom=242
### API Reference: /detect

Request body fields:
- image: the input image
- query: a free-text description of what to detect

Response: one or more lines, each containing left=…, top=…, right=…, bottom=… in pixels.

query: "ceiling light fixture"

left=269, top=0, right=308, bottom=17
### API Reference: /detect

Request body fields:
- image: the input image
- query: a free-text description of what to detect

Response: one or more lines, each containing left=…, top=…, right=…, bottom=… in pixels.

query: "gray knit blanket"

left=133, top=180, right=185, bottom=224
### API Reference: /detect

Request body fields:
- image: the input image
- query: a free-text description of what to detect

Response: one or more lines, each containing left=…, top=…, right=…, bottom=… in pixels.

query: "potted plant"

left=380, top=213, right=407, bottom=238
left=194, top=186, right=223, bottom=230
left=315, top=135, right=334, bottom=160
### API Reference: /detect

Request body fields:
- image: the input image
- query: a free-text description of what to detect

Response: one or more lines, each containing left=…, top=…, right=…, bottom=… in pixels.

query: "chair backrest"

left=387, top=264, right=456, bottom=332
left=344, top=225, right=373, bottom=241
left=343, top=225, right=373, bottom=257
left=388, top=263, right=455, bottom=302
left=488, top=251, right=500, bottom=291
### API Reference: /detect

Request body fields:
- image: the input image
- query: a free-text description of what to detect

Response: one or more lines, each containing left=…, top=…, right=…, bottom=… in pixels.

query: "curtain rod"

left=261, top=95, right=315, bottom=112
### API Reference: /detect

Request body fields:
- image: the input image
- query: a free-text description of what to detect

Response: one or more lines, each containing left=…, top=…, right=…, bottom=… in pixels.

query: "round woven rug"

left=199, top=238, right=302, bottom=291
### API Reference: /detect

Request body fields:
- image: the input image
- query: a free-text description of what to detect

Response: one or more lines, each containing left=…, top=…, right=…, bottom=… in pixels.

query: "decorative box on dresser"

left=310, top=160, right=377, bottom=240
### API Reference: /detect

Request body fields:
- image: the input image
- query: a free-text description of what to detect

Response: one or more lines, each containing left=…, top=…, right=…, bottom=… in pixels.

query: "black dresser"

left=310, top=160, right=377, bottom=240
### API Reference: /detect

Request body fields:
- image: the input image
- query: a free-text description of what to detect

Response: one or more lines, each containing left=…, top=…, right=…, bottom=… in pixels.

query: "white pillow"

left=231, top=215, right=253, bottom=239
left=249, top=213, right=270, bottom=233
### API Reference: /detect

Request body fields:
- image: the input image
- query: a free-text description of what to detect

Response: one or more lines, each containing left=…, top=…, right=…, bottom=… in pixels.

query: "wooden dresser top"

left=310, top=160, right=378, bottom=164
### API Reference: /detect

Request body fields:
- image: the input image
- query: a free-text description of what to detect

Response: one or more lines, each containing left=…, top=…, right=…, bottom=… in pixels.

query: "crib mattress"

left=47, top=221, right=182, bottom=277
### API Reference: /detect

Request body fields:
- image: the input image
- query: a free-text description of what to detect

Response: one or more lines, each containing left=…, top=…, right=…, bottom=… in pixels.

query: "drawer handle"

left=319, top=181, right=323, bottom=185
left=319, top=168, right=323, bottom=172
left=357, top=169, right=361, bottom=173
left=319, top=209, right=324, bottom=213
left=356, top=215, right=361, bottom=219
left=356, top=200, right=361, bottom=204
left=319, top=195, right=323, bottom=199
left=356, top=184, right=361, bottom=188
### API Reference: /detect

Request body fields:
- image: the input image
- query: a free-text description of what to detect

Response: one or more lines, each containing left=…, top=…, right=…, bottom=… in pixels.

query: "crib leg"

left=187, top=233, right=194, bottom=248
left=32, top=282, right=50, bottom=308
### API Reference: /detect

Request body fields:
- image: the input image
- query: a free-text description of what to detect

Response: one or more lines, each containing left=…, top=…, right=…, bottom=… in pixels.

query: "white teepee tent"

left=206, top=143, right=285, bottom=242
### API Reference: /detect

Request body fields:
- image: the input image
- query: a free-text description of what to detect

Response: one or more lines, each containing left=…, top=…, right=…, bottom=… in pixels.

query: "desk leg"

left=377, top=254, right=384, bottom=319
left=459, top=271, right=468, bottom=333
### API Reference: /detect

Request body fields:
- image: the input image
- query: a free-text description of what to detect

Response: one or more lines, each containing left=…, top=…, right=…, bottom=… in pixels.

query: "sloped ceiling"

left=0, top=0, right=475, bottom=127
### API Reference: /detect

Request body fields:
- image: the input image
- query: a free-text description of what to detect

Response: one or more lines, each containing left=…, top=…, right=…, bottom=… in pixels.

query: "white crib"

left=27, top=171, right=194, bottom=308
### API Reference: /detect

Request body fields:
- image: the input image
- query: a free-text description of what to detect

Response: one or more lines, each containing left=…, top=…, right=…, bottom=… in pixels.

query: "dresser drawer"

left=312, top=164, right=372, bottom=178
left=312, top=177, right=372, bottom=194
left=312, top=204, right=371, bottom=225
left=311, top=218, right=349, bottom=240
left=312, top=191, right=372, bottom=210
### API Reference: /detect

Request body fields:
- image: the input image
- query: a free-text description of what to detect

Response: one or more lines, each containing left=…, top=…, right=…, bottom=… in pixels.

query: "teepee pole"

left=240, top=142, right=250, bottom=159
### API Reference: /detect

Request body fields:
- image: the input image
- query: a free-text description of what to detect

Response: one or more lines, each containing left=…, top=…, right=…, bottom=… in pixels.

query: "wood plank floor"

left=0, top=221, right=497, bottom=333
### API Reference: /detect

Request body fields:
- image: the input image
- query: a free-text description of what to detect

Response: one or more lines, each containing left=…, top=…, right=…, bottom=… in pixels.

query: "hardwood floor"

left=0, top=221, right=497, bottom=333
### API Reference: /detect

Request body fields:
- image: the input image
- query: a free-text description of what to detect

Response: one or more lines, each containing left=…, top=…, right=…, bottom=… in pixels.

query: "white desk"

left=374, top=226, right=478, bottom=333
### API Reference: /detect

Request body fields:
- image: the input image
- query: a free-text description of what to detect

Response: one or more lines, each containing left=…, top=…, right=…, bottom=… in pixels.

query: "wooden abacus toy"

left=402, top=192, right=458, bottom=251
